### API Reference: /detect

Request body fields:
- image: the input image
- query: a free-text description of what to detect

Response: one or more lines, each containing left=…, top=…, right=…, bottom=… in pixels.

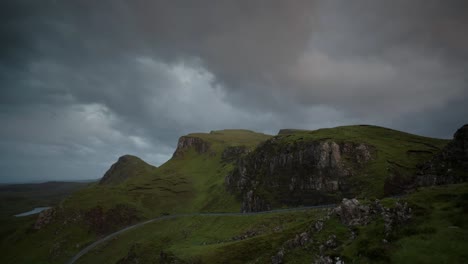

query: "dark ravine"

left=226, top=139, right=375, bottom=212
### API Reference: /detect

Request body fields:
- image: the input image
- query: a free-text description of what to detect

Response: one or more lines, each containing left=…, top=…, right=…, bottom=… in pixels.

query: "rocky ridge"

left=270, top=197, right=412, bottom=264
left=416, top=124, right=468, bottom=186
left=226, top=138, right=375, bottom=212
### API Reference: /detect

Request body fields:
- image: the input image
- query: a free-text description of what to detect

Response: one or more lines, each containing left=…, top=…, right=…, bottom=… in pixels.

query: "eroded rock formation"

left=416, top=124, right=468, bottom=186
left=173, top=136, right=210, bottom=157
left=226, top=138, right=375, bottom=212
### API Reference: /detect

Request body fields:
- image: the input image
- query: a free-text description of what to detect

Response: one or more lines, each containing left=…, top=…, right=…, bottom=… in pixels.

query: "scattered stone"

left=314, top=220, right=324, bottom=232
left=333, top=198, right=371, bottom=226
left=273, top=226, right=283, bottom=232
left=271, top=249, right=284, bottom=264
left=231, top=230, right=259, bottom=241
left=324, top=234, right=337, bottom=249
left=348, top=228, right=357, bottom=240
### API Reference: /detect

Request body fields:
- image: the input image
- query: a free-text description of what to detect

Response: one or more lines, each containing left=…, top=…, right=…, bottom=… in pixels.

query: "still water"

left=14, top=207, right=51, bottom=217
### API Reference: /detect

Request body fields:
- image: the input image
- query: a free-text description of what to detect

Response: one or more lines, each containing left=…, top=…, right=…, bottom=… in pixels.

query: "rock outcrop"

left=416, top=124, right=468, bottom=186
left=381, top=201, right=412, bottom=238
left=332, top=198, right=411, bottom=240
left=99, top=155, right=156, bottom=185
left=34, top=208, right=56, bottom=229
left=271, top=230, right=313, bottom=264
left=226, top=137, right=375, bottom=212
left=173, top=136, right=210, bottom=157
left=333, top=198, right=372, bottom=226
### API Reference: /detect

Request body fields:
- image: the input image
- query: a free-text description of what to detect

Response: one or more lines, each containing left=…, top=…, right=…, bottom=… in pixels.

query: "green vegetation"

left=99, top=155, right=157, bottom=185
left=64, top=129, right=271, bottom=215
left=335, top=183, right=468, bottom=263
left=76, top=210, right=327, bottom=264
left=275, top=125, right=449, bottom=198
left=0, top=181, right=92, bottom=218
left=0, top=129, right=272, bottom=264
left=72, top=183, right=468, bottom=263
left=0, top=181, right=95, bottom=264
left=0, top=125, right=465, bottom=264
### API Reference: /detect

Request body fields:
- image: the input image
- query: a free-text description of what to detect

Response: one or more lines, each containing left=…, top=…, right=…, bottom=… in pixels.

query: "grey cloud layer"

left=1, top=0, right=467, bottom=182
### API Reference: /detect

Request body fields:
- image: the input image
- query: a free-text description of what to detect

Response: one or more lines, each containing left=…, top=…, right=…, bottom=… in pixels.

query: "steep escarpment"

left=173, top=136, right=211, bottom=157
left=226, top=137, right=376, bottom=212
left=99, top=155, right=156, bottom=185
left=416, top=124, right=468, bottom=186
left=226, top=125, right=449, bottom=212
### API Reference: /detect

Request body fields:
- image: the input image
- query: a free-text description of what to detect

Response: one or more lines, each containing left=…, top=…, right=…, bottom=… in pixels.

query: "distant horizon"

left=0, top=178, right=99, bottom=185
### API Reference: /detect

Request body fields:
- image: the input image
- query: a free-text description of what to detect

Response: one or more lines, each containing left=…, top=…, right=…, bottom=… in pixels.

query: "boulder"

left=333, top=198, right=370, bottom=226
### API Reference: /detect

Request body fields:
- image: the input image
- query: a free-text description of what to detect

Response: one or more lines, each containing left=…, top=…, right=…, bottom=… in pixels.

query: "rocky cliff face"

left=173, top=136, right=211, bottom=157
left=221, top=146, right=249, bottom=163
left=225, top=137, right=375, bottom=212
left=416, top=124, right=468, bottom=186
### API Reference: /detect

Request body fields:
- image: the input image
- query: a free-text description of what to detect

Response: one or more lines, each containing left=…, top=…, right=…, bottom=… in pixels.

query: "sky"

left=1, top=0, right=467, bottom=183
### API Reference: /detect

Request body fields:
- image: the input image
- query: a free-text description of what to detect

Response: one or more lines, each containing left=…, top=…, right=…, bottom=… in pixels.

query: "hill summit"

left=99, top=155, right=156, bottom=185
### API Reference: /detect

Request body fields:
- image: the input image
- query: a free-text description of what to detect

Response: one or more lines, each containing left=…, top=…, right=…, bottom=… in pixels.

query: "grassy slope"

left=275, top=125, right=449, bottom=198
left=0, top=182, right=94, bottom=264
left=99, top=155, right=157, bottom=185
left=0, top=130, right=271, bottom=264
left=75, top=183, right=468, bottom=264
left=0, top=181, right=92, bottom=218
left=76, top=210, right=327, bottom=264
left=63, top=129, right=272, bottom=215
left=338, top=183, right=468, bottom=263
left=0, top=126, right=460, bottom=264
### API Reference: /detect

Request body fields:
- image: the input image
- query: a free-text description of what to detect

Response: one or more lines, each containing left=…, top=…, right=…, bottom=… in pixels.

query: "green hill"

left=99, top=155, right=157, bottom=185
left=1, top=125, right=467, bottom=264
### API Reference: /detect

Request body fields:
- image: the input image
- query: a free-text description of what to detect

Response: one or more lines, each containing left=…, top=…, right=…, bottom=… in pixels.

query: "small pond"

left=14, top=207, right=51, bottom=217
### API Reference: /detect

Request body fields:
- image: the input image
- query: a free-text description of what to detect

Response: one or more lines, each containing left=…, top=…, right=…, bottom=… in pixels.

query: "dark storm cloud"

left=0, top=0, right=467, bottom=182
